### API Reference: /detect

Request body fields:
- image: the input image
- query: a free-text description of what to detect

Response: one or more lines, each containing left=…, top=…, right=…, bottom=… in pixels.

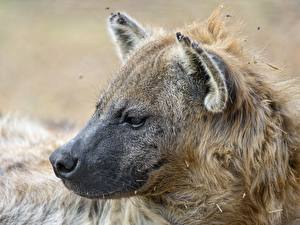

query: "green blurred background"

left=0, top=0, right=299, bottom=125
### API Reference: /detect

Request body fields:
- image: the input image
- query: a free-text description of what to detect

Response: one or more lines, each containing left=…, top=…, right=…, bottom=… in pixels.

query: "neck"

left=93, top=198, right=169, bottom=225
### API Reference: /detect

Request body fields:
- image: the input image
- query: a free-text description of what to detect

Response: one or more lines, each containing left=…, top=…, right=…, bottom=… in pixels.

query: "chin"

left=62, top=179, right=143, bottom=200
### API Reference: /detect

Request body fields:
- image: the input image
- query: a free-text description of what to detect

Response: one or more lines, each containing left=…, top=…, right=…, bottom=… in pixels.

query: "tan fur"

left=1, top=9, right=300, bottom=225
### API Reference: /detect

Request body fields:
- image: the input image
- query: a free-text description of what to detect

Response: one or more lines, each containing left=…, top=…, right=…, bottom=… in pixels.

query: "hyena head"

left=50, top=10, right=299, bottom=223
left=50, top=11, right=232, bottom=198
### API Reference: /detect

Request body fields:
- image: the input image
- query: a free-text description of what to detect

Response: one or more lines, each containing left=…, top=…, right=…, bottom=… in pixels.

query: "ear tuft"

left=176, top=33, right=228, bottom=113
left=109, top=12, right=127, bottom=25
left=176, top=32, right=191, bottom=46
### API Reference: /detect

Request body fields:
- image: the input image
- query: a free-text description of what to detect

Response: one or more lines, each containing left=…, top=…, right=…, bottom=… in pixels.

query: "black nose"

left=49, top=150, right=78, bottom=179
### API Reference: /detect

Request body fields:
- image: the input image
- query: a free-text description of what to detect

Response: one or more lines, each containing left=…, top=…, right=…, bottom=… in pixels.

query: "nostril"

left=56, top=159, right=77, bottom=174
left=54, top=157, right=78, bottom=178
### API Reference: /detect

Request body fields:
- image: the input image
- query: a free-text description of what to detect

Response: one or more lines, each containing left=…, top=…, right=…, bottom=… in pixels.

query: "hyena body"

left=1, top=9, right=300, bottom=225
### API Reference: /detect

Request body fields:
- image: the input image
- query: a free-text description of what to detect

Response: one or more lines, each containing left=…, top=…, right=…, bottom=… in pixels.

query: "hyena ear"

left=108, top=12, right=148, bottom=61
left=176, top=32, right=228, bottom=113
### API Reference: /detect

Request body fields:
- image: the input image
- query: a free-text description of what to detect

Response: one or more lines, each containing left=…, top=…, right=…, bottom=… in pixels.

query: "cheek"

left=121, top=131, right=164, bottom=171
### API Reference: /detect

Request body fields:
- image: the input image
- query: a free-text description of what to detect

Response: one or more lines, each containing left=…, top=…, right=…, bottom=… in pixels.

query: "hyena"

left=1, top=9, right=300, bottom=225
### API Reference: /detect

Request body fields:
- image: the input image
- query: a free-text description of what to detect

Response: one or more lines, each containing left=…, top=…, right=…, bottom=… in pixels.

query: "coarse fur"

left=1, top=8, right=300, bottom=225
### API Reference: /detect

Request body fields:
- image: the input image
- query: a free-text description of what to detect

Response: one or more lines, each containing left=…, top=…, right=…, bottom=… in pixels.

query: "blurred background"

left=0, top=0, right=299, bottom=126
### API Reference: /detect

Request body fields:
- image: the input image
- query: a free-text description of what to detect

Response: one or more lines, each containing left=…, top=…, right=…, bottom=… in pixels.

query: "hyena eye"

left=123, top=115, right=147, bottom=129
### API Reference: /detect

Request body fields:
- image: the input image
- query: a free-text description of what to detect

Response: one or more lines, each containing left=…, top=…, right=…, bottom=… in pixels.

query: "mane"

left=184, top=7, right=300, bottom=123
left=184, top=7, right=243, bottom=57
left=181, top=8, right=300, bottom=224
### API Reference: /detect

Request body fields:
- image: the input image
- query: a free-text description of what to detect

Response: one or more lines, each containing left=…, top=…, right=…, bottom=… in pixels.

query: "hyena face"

left=50, top=12, right=231, bottom=199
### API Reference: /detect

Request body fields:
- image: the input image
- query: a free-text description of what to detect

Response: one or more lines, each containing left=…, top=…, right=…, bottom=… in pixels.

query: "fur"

left=1, top=8, right=300, bottom=225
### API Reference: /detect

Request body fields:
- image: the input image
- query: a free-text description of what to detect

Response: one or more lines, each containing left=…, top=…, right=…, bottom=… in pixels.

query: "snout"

left=49, top=147, right=79, bottom=179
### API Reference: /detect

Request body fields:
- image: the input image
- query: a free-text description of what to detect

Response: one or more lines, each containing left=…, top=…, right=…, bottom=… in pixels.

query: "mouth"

left=59, top=159, right=168, bottom=199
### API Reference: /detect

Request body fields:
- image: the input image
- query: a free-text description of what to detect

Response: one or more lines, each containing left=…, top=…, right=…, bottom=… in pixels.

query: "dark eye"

left=123, top=115, right=147, bottom=129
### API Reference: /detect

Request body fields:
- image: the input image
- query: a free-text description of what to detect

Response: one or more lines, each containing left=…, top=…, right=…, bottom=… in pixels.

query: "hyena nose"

left=49, top=150, right=78, bottom=179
